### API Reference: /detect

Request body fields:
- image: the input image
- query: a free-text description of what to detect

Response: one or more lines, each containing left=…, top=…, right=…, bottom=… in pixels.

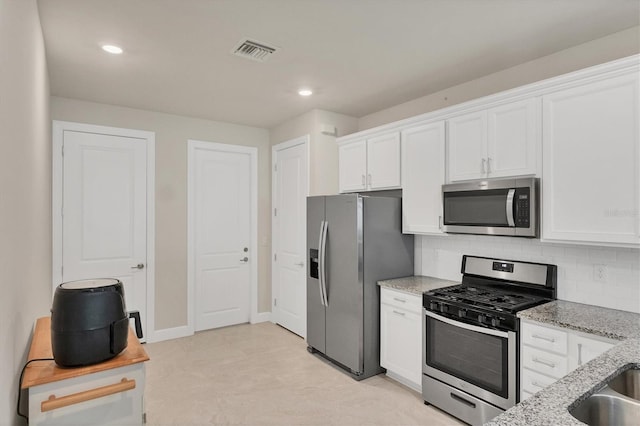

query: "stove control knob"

left=429, top=302, right=439, bottom=311
left=440, top=304, right=448, bottom=313
left=478, top=314, right=485, bottom=323
left=458, top=309, right=466, bottom=318
left=491, top=317, right=500, bottom=327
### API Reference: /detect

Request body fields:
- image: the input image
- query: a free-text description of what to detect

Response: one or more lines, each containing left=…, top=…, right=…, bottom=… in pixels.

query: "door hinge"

left=274, top=253, right=277, bottom=261
left=274, top=207, right=277, bottom=217
left=143, top=412, right=147, bottom=423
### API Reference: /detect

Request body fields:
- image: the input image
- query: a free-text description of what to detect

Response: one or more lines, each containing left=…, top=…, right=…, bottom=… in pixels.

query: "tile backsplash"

left=415, top=235, right=640, bottom=314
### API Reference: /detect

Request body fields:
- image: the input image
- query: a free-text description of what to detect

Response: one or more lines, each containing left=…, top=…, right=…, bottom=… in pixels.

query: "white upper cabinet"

left=542, top=72, right=640, bottom=246
left=447, top=98, right=540, bottom=182
left=338, top=132, right=401, bottom=193
left=401, top=121, right=446, bottom=234
left=338, top=139, right=367, bottom=192
left=447, top=111, right=487, bottom=181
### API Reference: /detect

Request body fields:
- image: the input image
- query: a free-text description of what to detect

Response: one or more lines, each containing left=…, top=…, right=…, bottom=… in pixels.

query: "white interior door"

left=61, top=129, right=148, bottom=338
left=272, top=137, right=308, bottom=337
left=191, top=141, right=254, bottom=331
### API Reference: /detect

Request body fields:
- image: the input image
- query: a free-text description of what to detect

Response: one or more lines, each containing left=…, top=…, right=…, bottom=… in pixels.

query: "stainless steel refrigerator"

left=306, top=194, right=414, bottom=380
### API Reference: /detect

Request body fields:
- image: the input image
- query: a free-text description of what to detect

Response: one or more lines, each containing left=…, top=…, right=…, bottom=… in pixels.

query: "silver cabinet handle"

left=439, top=215, right=443, bottom=230
left=487, top=157, right=492, bottom=174
left=367, top=174, right=372, bottom=187
left=577, top=343, right=583, bottom=366
left=294, top=261, right=304, bottom=267
left=532, top=334, right=555, bottom=343
left=393, top=297, right=406, bottom=303
left=531, top=381, right=546, bottom=389
left=240, top=257, right=249, bottom=262
left=392, top=310, right=406, bottom=316
left=532, top=357, right=556, bottom=368
left=131, top=263, right=144, bottom=269
left=481, top=158, right=486, bottom=174
left=361, top=174, right=365, bottom=186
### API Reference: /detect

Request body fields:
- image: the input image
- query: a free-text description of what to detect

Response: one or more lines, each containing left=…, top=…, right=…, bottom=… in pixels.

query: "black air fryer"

left=51, top=278, right=143, bottom=367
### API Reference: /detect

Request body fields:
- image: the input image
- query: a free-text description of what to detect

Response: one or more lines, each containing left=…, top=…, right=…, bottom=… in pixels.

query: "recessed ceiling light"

left=101, top=44, right=123, bottom=54
left=298, top=89, right=313, bottom=96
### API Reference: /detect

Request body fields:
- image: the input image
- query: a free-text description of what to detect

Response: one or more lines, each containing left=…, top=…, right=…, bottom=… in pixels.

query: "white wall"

left=416, top=235, right=640, bottom=314
left=270, top=109, right=358, bottom=196
left=358, top=26, right=640, bottom=131
left=0, top=0, right=52, bottom=424
left=51, top=97, right=271, bottom=331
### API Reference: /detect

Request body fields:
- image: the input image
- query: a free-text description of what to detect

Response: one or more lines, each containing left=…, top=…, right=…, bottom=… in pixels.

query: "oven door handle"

left=425, top=310, right=509, bottom=338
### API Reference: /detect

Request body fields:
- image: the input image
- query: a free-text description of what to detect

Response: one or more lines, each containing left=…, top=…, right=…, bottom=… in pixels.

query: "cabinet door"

left=568, top=334, right=615, bottom=371
left=380, top=302, right=422, bottom=389
left=542, top=73, right=640, bottom=246
left=487, top=98, right=539, bottom=178
left=338, top=140, right=367, bottom=193
left=367, top=132, right=401, bottom=190
left=401, top=122, right=445, bottom=234
left=448, top=111, right=487, bottom=181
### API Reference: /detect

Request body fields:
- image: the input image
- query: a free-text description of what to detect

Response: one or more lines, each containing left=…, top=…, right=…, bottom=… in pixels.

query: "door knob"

left=131, top=263, right=145, bottom=269
left=240, top=257, right=249, bottom=263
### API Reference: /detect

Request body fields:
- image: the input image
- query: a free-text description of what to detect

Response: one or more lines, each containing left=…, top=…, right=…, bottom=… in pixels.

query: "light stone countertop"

left=377, top=275, right=459, bottom=296
left=518, top=300, right=640, bottom=340
left=486, top=301, right=640, bottom=426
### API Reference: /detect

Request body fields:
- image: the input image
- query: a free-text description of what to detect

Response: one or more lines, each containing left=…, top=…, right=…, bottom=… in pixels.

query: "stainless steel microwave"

left=442, top=177, right=539, bottom=237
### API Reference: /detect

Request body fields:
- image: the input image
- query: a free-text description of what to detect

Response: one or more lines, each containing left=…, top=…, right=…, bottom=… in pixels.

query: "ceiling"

left=38, top=0, right=639, bottom=129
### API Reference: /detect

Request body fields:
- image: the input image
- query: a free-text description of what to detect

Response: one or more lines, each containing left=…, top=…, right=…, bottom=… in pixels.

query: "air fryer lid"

left=52, top=278, right=127, bottom=332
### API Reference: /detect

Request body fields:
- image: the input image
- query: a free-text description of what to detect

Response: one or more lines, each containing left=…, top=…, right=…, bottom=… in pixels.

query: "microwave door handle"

left=506, top=189, right=516, bottom=227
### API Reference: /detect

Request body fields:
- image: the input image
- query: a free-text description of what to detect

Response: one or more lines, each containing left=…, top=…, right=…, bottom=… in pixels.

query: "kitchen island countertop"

left=377, top=275, right=458, bottom=296
left=486, top=301, right=640, bottom=426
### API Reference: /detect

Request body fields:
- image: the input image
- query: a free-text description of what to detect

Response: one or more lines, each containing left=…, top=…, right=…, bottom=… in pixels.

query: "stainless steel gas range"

left=422, top=255, right=557, bottom=426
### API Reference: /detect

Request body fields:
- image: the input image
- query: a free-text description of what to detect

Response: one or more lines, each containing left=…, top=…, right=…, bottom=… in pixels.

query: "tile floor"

left=144, top=322, right=463, bottom=425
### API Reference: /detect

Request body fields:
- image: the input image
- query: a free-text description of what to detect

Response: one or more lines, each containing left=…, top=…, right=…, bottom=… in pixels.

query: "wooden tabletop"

left=22, top=317, right=150, bottom=389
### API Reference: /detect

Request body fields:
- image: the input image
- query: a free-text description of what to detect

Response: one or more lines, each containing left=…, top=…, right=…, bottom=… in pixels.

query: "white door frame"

left=187, top=140, right=259, bottom=335
left=52, top=120, right=156, bottom=340
left=271, top=135, right=310, bottom=327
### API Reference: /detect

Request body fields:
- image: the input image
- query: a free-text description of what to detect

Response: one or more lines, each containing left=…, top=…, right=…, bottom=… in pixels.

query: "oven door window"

left=443, top=189, right=510, bottom=227
left=426, top=316, right=509, bottom=398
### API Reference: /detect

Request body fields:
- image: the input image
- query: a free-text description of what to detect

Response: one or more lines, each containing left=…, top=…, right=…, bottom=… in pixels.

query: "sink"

left=570, top=367, right=640, bottom=425
left=608, top=368, right=640, bottom=400
left=570, top=388, right=640, bottom=426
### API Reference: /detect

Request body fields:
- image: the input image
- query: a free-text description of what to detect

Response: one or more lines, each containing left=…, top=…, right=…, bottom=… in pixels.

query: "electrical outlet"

left=593, top=264, right=607, bottom=283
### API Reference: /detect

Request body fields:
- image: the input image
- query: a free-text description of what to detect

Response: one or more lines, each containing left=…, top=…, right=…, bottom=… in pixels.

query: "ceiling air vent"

left=232, top=39, right=278, bottom=62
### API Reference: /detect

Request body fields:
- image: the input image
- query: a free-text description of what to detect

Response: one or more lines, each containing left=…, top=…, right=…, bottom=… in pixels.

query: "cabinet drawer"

left=521, top=322, right=568, bottom=355
left=520, top=390, right=535, bottom=402
left=28, top=363, right=144, bottom=426
left=521, top=367, right=557, bottom=395
left=380, top=288, right=421, bottom=313
left=521, top=345, right=568, bottom=379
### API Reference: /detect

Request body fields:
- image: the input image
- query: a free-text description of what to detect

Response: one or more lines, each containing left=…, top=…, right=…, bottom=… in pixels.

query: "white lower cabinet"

left=28, top=363, right=145, bottom=426
left=380, top=288, right=422, bottom=392
left=520, top=319, right=616, bottom=401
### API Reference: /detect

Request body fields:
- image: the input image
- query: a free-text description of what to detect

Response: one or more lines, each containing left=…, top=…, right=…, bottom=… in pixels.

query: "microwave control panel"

left=514, top=188, right=530, bottom=228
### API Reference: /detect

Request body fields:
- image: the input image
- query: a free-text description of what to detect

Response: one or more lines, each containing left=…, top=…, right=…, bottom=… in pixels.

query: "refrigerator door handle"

left=320, top=220, right=329, bottom=307
left=318, top=220, right=327, bottom=306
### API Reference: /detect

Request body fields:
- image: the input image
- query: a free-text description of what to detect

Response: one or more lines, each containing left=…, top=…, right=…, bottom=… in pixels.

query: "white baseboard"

left=251, top=311, right=271, bottom=324
left=148, top=325, right=193, bottom=343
